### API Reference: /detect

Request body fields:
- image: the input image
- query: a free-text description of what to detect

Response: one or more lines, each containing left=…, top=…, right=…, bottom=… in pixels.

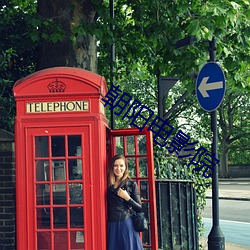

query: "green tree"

left=218, top=89, right=250, bottom=177
left=98, top=0, right=249, bottom=179
left=0, top=0, right=248, bottom=178
left=0, top=0, right=37, bottom=131
left=101, top=0, right=249, bottom=88
left=36, top=0, right=101, bottom=71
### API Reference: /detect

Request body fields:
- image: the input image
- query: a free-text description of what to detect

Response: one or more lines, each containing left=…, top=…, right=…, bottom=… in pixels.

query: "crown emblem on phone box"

left=47, top=79, right=66, bottom=92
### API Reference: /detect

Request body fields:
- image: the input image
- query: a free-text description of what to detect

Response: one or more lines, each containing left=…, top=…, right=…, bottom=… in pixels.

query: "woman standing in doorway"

left=107, top=154, right=144, bottom=250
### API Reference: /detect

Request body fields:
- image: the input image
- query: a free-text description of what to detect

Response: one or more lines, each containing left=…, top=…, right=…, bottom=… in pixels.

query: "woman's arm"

left=117, top=181, right=142, bottom=212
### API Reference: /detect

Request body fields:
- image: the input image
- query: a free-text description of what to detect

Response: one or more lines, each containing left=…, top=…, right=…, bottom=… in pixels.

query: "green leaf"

left=187, top=19, right=201, bottom=37
left=230, top=1, right=241, bottom=10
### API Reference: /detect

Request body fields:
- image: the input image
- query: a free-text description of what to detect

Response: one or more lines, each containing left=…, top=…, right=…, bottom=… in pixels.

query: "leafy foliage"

left=0, top=0, right=37, bottom=131
left=97, top=0, right=249, bottom=176
left=154, top=144, right=211, bottom=242
left=98, top=0, right=249, bottom=90
left=219, top=88, right=250, bottom=169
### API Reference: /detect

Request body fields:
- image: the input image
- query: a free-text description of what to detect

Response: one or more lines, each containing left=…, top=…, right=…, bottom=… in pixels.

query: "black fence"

left=156, top=179, right=198, bottom=250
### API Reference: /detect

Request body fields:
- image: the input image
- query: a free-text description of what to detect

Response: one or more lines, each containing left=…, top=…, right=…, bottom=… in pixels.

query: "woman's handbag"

left=131, top=210, right=148, bottom=232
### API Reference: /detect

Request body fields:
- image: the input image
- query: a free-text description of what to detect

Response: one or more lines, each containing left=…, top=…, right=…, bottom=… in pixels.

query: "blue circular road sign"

left=196, top=62, right=226, bottom=112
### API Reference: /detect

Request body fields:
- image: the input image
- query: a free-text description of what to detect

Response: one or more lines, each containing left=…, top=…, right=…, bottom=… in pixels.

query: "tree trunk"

left=37, top=0, right=99, bottom=72
left=219, top=140, right=229, bottom=178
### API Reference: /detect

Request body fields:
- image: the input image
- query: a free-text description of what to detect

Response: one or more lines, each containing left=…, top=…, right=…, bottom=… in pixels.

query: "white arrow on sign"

left=198, top=76, right=223, bottom=98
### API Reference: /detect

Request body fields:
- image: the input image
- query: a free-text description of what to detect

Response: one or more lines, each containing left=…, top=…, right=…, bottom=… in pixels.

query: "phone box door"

left=25, top=126, right=92, bottom=250
left=108, top=127, right=158, bottom=250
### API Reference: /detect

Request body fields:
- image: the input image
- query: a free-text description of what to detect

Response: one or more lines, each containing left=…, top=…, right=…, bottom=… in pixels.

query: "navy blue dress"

left=107, top=180, right=144, bottom=250
left=108, top=217, right=143, bottom=250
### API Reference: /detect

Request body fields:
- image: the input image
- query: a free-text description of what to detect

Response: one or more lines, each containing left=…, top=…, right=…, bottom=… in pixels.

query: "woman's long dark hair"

left=107, top=154, right=130, bottom=187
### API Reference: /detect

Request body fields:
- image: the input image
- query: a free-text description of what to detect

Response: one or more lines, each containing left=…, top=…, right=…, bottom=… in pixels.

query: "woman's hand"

left=117, top=188, right=131, bottom=201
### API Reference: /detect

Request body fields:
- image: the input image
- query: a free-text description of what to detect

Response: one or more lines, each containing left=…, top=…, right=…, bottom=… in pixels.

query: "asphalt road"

left=202, top=199, right=250, bottom=223
left=202, top=181, right=250, bottom=248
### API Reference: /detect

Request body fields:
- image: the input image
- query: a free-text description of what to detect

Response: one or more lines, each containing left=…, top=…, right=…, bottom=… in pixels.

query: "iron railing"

left=155, top=155, right=199, bottom=250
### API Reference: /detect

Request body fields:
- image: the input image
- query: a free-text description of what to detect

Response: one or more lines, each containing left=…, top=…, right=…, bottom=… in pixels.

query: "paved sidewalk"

left=200, top=238, right=250, bottom=250
left=206, top=178, right=250, bottom=201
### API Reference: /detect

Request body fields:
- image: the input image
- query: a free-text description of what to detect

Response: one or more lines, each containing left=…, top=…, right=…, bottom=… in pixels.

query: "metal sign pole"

left=110, top=0, right=115, bottom=129
left=208, top=37, right=225, bottom=250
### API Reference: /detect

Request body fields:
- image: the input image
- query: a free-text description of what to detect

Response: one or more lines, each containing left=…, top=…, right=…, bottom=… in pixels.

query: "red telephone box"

left=13, top=67, right=158, bottom=250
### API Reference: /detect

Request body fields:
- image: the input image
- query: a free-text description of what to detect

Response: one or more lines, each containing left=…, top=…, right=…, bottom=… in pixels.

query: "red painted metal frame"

left=109, top=127, right=158, bottom=250
left=14, top=67, right=158, bottom=250
left=14, top=67, right=109, bottom=250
